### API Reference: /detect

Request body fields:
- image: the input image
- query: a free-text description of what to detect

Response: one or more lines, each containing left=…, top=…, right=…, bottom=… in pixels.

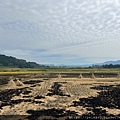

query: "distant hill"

left=0, top=54, right=41, bottom=68
left=91, top=60, right=120, bottom=68
left=102, top=60, right=120, bottom=65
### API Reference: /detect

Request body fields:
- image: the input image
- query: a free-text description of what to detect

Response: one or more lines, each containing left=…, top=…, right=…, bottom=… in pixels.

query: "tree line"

left=91, top=64, right=120, bottom=68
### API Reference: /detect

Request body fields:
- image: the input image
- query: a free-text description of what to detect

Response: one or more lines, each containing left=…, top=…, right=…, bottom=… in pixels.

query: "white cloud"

left=0, top=0, right=120, bottom=65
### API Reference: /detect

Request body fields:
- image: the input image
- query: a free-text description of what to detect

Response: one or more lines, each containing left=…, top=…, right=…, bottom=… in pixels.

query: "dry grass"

left=0, top=77, right=120, bottom=118
left=0, top=71, right=42, bottom=75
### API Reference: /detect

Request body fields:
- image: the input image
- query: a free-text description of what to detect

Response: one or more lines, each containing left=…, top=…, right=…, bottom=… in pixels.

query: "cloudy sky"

left=0, top=0, right=120, bottom=65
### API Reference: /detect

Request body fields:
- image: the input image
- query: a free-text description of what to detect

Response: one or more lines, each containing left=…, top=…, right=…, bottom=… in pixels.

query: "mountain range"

left=102, top=60, right=120, bottom=65
left=0, top=54, right=120, bottom=68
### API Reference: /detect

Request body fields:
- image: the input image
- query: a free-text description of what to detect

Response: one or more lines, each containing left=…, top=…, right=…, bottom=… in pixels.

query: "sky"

left=0, top=0, right=120, bottom=65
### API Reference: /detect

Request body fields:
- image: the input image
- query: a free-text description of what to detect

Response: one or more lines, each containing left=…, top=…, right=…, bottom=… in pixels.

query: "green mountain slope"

left=0, top=54, right=40, bottom=68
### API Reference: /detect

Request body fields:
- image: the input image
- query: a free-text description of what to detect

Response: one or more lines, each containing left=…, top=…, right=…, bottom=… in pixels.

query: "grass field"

left=0, top=67, right=120, bottom=75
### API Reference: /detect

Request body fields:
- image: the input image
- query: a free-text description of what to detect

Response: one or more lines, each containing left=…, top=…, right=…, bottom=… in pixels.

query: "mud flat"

left=0, top=77, right=120, bottom=119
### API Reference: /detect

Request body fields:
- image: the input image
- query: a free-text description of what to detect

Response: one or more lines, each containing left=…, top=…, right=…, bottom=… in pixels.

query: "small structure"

left=9, top=76, right=15, bottom=80
left=16, top=78, right=24, bottom=86
left=58, top=73, right=62, bottom=79
left=78, top=73, right=83, bottom=79
left=7, top=77, right=16, bottom=89
left=91, top=73, right=95, bottom=79
left=101, top=75, right=104, bottom=78
left=117, top=73, right=120, bottom=79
